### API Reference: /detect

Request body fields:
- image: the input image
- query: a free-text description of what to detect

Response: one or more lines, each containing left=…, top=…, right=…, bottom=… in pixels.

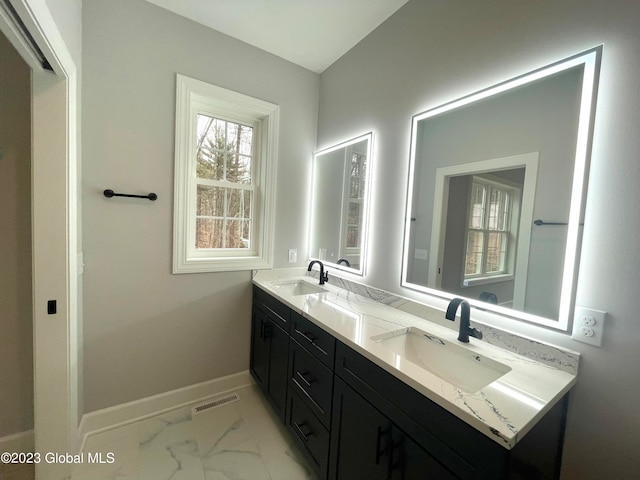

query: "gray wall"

left=317, top=1, right=640, bottom=478
left=45, top=0, right=82, bottom=67
left=0, top=33, right=33, bottom=438
left=81, top=0, right=319, bottom=412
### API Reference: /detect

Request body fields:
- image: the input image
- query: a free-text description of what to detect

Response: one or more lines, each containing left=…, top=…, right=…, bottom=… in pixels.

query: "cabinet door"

left=330, top=378, right=391, bottom=480
left=249, top=307, right=269, bottom=389
left=266, top=319, right=289, bottom=421
left=389, top=431, right=458, bottom=480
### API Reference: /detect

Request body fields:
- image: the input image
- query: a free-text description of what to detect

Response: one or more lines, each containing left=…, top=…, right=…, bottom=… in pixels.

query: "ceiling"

left=144, top=0, right=409, bottom=73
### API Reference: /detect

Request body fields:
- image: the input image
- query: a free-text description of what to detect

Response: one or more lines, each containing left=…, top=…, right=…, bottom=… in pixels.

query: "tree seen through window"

left=195, top=114, right=254, bottom=249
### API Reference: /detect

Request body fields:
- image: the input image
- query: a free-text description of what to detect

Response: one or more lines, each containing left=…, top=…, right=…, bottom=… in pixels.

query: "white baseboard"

left=76, top=370, right=254, bottom=451
left=0, top=429, right=35, bottom=453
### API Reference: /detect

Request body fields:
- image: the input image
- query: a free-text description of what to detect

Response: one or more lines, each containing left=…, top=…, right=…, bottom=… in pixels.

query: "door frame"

left=0, top=1, right=78, bottom=479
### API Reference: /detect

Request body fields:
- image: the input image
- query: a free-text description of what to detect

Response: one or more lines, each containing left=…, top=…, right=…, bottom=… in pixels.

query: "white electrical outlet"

left=288, top=249, right=297, bottom=263
left=571, top=306, right=606, bottom=347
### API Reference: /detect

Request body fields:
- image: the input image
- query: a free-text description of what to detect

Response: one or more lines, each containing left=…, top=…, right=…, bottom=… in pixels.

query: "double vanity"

left=250, top=268, right=578, bottom=479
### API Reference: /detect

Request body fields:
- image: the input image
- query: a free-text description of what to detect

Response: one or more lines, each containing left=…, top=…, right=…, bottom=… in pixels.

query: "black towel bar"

left=533, top=219, right=583, bottom=226
left=103, top=189, right=157, bottom=201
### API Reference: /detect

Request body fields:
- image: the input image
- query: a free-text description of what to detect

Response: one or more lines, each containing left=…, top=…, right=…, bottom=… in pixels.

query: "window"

left=464, top=176, right=520, bottom=282
left=173, top=75, right=279, bottom=273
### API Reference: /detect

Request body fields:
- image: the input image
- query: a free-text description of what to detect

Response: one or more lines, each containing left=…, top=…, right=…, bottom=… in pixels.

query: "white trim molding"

left=173, top=74, right=279, bottom=273
left=78, top=370, right=254, bottom=451
left=0, top=430, right=35, bottom=454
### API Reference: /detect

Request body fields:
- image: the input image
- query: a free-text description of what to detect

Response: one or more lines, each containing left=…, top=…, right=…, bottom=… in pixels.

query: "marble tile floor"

left=70, top=385, right=317, bottom=480
left=0, top=462, right=35, bottom=480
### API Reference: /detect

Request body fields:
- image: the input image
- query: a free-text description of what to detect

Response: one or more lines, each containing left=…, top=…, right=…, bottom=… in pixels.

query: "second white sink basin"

left=271, top=280, right=328, bottom=296
left=372, top=327, right=511, bottom=393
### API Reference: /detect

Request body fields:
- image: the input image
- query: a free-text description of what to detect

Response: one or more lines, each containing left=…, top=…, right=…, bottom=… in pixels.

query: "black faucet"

left=307, top=260, right=329, bottom=285
left=445, top=297, right=483, bottom=343
left=336, top=258, right=351, bottom=267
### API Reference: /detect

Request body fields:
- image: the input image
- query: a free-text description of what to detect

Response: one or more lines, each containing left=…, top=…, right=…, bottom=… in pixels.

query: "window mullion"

left=222, top=187, right=228, bottom=248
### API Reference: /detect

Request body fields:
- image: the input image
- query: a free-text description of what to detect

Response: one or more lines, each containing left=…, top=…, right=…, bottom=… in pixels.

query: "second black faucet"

left=307, top=260, right=329, bottom=285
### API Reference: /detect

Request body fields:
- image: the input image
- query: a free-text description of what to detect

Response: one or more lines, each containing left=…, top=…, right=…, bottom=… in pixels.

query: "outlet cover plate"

left=571, top=306, right=606, bottom=347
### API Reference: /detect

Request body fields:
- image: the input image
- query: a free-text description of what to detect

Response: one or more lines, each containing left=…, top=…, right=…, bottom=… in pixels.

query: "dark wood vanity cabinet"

left=331, top=376, right=458, bottom=480
left=286, top=313, right=336, bottom=479
left=250, top=287, right=290, bottom=422
left=333, top=341, right=568, bottom=480
left=251, top=286, right=568, bottom=480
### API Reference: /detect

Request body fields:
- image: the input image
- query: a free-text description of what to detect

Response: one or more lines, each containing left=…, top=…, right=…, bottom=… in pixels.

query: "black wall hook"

left=104, top=189, right=157, bottom=201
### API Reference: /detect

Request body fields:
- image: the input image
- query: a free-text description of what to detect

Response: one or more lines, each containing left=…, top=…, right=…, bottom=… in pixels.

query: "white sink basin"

left=271, top=280, right=328, bottom=296
left=372, top=327, right=511, bottom=393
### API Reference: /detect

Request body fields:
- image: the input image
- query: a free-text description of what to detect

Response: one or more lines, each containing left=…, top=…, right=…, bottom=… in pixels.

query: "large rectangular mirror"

left=402, top=48, right=601, bottom=330
left=309, top=133, right=373, bottom=275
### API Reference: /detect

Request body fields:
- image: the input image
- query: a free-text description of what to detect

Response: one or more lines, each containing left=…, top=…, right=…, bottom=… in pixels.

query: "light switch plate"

left=288, top=249, right=297, bottom=263
left=414, top=248, right=428, bottom=260
left=571, top=306, right=606, bottom=347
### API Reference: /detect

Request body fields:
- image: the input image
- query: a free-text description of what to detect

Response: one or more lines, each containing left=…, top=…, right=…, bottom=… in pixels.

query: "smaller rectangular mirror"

left=308, top=133, right=373, bottom=275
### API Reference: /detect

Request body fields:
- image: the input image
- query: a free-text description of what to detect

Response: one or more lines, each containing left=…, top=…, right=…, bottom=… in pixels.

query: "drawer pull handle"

left=295, top=329, right=316, bottom=343
left=296, top=371, right=315, bottom=387
left=294, top=329, right=329, bottom=356
left=264, top=305, right=286, bottom=324
left=293, top=421, right=313, bottom=441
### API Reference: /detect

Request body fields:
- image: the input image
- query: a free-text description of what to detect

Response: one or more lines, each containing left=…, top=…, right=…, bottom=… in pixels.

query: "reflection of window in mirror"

left=341, top=148, right=367, bottom=269
left=435, top=161, right=531, bottom=312
left=463, top=176, right=521, bottom=285
left=345, top=151, right=367, bottom=255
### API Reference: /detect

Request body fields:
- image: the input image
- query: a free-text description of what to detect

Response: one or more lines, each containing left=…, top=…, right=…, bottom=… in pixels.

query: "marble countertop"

left=252, top=269, right=578, bottom=449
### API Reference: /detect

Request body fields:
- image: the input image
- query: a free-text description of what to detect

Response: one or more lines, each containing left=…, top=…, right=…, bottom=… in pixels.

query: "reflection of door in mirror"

left=424, top=154, right=538, bottom=313
left=440, top=169, right=525, bottom=306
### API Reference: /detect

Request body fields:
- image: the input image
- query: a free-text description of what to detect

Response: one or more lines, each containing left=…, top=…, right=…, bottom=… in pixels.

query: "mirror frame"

left=308, top=132, right=374, bottom=276
left=401, top=47, right=601, bottom=331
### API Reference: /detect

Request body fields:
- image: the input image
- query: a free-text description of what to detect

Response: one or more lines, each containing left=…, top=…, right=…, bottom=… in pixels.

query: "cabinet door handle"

left=262, top=321, right=272, bottom=339
left=375, top=426, right=391, bottom=465
left=296, top=371, right=315, bottom=387
left=388, top=436, right=404, bottom=479
left=293, top=421, right=313, bottom=442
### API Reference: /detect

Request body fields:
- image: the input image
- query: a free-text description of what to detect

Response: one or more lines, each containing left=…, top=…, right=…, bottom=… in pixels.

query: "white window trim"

left=173, top=74, right=279, bottom=273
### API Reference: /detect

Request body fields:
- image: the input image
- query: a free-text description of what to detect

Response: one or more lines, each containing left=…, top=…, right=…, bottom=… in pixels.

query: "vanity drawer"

left=254, top=286, right=290, bottom=331
left=289, top=339, right=333, bottom=428
left=287, top=388, right=330, bottom=480
left=291, top=312, right=335, bottom=368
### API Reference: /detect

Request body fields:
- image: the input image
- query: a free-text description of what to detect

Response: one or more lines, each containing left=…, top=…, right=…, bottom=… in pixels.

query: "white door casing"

left=1, top=1, right=79, bottom=479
